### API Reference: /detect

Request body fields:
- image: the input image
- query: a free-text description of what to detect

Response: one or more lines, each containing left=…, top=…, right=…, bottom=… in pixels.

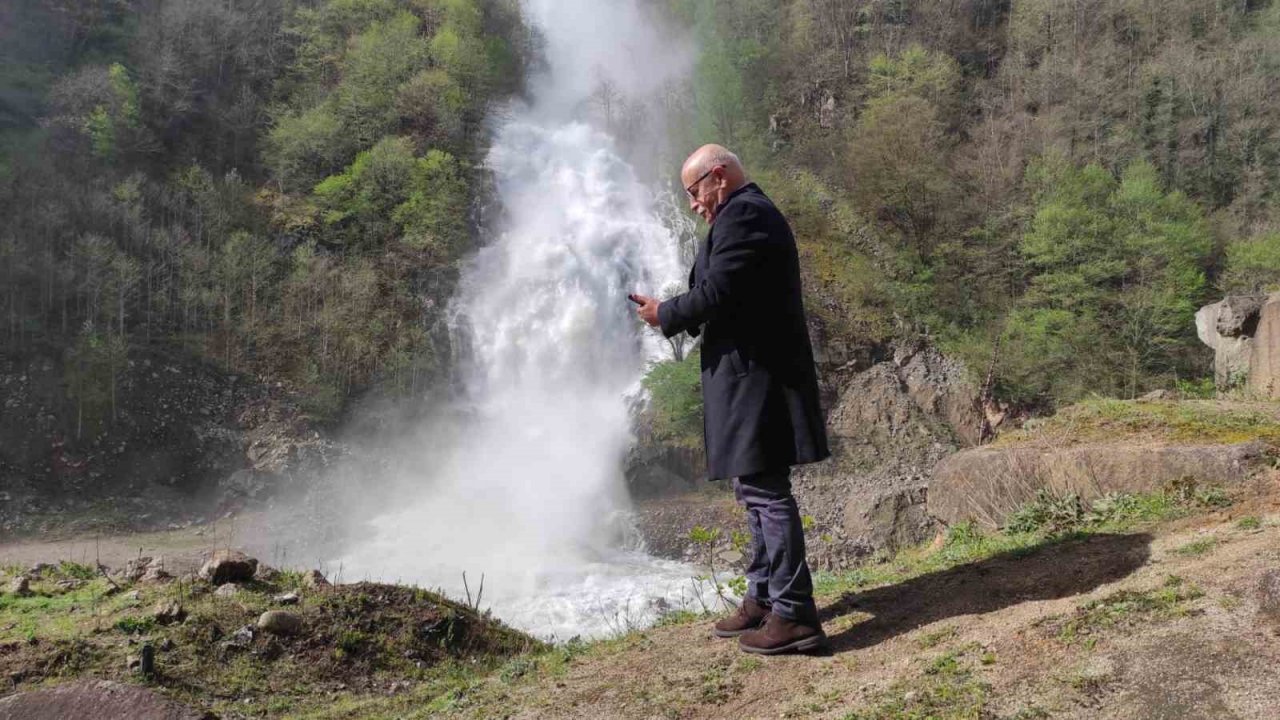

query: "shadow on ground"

left=821, top=532, right=1154, bottom=652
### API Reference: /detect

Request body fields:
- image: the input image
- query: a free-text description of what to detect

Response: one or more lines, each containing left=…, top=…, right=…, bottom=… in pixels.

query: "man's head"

left=681, top=144, right=747, bottom=224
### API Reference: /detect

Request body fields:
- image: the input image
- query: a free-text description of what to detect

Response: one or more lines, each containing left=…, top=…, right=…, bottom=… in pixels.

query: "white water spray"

left=340, top=0, right=719, bottom=639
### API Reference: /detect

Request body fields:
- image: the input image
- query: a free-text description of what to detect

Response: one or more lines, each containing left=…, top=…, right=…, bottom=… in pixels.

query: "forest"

left=0, top=0, right=525, bottom=434
left=641, top=0, right=1280, bottom=448
left=4, top=0, right=1280, bottom=445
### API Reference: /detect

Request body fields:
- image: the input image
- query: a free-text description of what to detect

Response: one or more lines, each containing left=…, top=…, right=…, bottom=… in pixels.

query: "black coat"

left=658, top=183, right=830, bottom=480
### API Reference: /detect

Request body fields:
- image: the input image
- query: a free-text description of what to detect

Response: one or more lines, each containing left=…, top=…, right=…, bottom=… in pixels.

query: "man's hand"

left=628, top=293, right=661, bottom=328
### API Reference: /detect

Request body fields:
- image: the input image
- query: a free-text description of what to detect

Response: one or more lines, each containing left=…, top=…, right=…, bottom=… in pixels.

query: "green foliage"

left=1001, top=158, right=1214, bottom=404
left=1221, top=233, right=1280, bottom=293
left=642, top=349, right=704, bottom=450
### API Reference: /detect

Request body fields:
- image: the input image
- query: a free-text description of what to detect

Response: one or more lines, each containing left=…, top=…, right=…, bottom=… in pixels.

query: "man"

left=631, top=145, right=830, bottom=655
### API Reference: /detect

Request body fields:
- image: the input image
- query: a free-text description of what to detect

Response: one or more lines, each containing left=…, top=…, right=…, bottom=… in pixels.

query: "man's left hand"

left=629, top=293, right=661, bottom=328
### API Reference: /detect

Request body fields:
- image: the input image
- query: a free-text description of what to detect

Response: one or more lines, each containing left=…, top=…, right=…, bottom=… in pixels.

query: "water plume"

left=339, top=0, right=718, bottom=639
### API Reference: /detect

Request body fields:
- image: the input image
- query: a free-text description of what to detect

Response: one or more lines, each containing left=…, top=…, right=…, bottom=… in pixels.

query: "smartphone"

left=627, top=294, right=644, bottom=306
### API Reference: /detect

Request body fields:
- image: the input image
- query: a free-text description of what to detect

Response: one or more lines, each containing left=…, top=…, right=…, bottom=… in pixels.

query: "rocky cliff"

left=1197, top=292, right=1280, bottom=398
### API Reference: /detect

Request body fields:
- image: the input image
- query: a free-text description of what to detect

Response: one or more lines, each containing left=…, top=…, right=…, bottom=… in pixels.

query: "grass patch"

left=1049, top=575, right=1203, bottom=644
left=1003, top=479, right=1232, bottom=536
left=1236, top=515, right=1262, bottom=530
left=1173, top=538, right=1218, bottom=556
left=841, top=646, right=990, bottom=720
left=996, top=398, right=1280, bottom=448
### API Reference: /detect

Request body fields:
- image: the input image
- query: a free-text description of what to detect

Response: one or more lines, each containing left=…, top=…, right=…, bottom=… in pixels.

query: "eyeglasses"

left=684, top=165, right=723, bottom=201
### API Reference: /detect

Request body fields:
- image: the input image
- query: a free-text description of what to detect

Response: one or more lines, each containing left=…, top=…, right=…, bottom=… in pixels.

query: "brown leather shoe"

left=737, top=612, right=827, bottom=655
left=712, top=596, right=771, bottom=638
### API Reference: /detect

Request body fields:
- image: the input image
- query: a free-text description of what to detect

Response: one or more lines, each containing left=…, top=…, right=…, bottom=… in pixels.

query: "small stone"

left=126, top=654, right=141, bottom=670
left=302, top=569, right=330, bottom=589
left=229, top=625, right=256, bottom=647
left=199, top=550, right=258, bottom=585
left=257, top=610, right=303, bottom=636
left=214, top=583, right=241, bottom=598
left=7, top=576, right=31, bottom=597
left=273, top=592, right=300, bottom=605
left=152, top=600, right=187, bottom=625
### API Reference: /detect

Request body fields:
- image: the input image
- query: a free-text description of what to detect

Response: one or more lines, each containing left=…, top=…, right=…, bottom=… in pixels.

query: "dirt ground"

left=483, top=483, right=1280, bottom=720
left=2, top=481, right=1279, bottom=719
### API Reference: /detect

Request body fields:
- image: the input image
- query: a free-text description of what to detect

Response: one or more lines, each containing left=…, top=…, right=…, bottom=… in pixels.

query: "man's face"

left=682, top=165, right=721, bottom=225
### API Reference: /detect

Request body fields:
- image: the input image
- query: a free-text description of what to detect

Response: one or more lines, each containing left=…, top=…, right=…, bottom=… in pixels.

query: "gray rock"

left=152, top=600, right=186, bottom=625
left=302, top=569, right=330, bottom=588
left=0, top=680, right=210, bottom=720
left=1248, top=294, right=1280, bottom=400
left=1215, top=295, right=1266, bottom=337
left=273, top=592, right=300, bottom=605
left=213, top=583, right=241, bottom=598
left=6, top=576, right=30, bottom=597
left=929, top=441, right=1268, bottom=528
left=199, top=550, right=257, bottom=585
left=256, top=610, right=303, bottom=636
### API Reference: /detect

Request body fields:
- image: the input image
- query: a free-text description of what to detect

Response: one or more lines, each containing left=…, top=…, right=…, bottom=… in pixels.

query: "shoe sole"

left=737, top=633, right=829, bottom=655
left=712, top=625, right=763, bottom=639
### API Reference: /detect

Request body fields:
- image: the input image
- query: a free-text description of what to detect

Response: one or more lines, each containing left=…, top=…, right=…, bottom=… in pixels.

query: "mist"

left=335, top=0, right=713, bottom=638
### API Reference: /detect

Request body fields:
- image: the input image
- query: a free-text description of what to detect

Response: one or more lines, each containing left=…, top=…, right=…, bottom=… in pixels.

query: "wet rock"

left=199, top=550, right=257, bottom=585
left=257, top=610, right=303, bottom=636
left=152, top=600, right=187, bottom=625
left=1258, top=569, right=1280, bottom=631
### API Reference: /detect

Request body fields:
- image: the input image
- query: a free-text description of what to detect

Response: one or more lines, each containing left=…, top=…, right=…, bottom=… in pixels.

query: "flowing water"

left=339, top=0, right=725, bottom=640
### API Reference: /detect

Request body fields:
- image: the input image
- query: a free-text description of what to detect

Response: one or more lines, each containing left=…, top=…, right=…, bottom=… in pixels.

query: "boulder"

left=1248, top=294, right=1280, bottom=400
left=0, top=680, right=211, bottom=720
left=1196, top=301, right=1255, bottom=389
left=256, top=610, right=303, bottom=636
left=199, top=550, right=257, bottom=585
left=1216, top=295, right=1266, bottom=337
left=302, top=569, right=330, bottom=589
left=152, top=600, right=186, bottom=625
left=929, top=441, right=1268, bottom=528
left=6, top=576, right=30, bottom=597
left=213, top=583, right=241, bottom=599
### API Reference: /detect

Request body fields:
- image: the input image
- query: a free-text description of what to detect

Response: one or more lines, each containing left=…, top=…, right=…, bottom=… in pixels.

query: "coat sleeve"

left=658, top=201, right=766, bottom=339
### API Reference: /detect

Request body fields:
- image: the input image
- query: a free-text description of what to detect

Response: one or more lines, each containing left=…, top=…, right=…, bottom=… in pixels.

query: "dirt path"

left=481, top=487, right=1280, bottom=720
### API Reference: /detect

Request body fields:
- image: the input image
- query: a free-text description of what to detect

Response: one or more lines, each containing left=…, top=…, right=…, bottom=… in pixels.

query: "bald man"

left=631, top=145, right=830, bottom=655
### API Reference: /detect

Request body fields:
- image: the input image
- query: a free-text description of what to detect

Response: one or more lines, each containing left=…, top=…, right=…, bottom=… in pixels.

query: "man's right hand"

left=629, top=293, right=661, bottom=328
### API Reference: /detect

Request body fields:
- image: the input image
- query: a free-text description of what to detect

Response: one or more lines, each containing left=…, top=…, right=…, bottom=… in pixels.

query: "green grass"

left=996, top=397, right=1280, bottom=447
left=1173, top=538, right=1218, bottom=556
left=1236, top=515, right=1263, bottom=530
left=1002, top=480, right=1231, bottom=536
left=1050, top=575, right=1203, bottom=644
left=841, top=646, right=990, bottom=720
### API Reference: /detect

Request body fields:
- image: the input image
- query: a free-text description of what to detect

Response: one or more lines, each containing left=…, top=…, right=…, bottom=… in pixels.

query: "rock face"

left=929, top=441, right=1268, bottom=528
left=1196, top=293, right=1278, bottom=396
left=793, top=344, right=983, bottom=567
left=1249, top=294, right=1280, bottom=399
left=199, top=550, right=257, bottom=585
left=0, top=680, right=210, bottom=720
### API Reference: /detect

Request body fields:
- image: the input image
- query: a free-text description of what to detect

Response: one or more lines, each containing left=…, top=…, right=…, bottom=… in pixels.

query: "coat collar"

left=712, top=182, right=760, bottom=220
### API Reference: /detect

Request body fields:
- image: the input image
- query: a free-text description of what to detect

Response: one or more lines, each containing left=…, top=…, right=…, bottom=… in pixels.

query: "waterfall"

left=339, top=0, right=721, bottom=639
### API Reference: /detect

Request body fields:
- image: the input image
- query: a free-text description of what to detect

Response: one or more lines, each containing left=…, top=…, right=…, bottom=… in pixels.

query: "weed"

left=57, top=562, right=96, bottom=580
left=114, top=615, right=156, bottom=634
left=842, top=647, right=989, bottom=720
left=1173, top=538, right=1218, bottom=556
left=916, top=625, right=958, bottom=649
left=1051, top=575, right=1202, bottom=643
left=1236, top=515, right=1262, bottom=530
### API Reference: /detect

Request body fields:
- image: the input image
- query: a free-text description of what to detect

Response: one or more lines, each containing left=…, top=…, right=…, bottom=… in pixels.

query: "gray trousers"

left=733, top=468, right=818, bottom=624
